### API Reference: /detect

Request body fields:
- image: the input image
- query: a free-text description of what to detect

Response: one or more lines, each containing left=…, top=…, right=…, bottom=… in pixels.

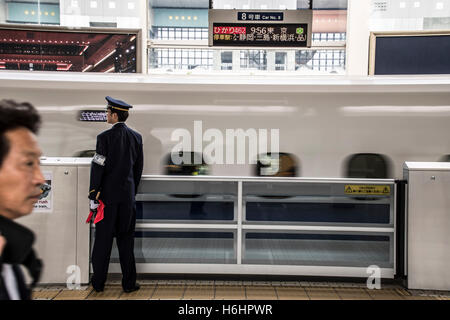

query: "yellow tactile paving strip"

left=215, top=286, right=246, bottom=300
left=32, top=289, right=61, bottom=300
left=366, top=288, right=404, bottom=300
left=119, top=285, right=156, bottom=300
left=305, top=288, right=340, bottom=300
left=53, top=288, right=93, bottom=300
left=246, top=286, right=277, bottom=300
left=151, top=285, right=186, bottom=300
left=87, top=286, right=123, bottom=300
left=31, top=281, right=450, bottom=300
left=335, top=288, right=371, bottom=300
left=404, top=296, right=437, bottom=300
left=183, top=285, right=215, bottom=300
left=276, top=287, right=309, bottom=300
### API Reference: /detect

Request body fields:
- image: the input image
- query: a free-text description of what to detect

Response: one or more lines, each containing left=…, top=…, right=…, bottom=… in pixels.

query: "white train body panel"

left=1, top=72, right=450, bottom=179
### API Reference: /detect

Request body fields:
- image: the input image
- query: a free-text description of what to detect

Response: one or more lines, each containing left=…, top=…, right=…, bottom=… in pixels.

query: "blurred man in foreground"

left=0, top=100, right=44, bottom=300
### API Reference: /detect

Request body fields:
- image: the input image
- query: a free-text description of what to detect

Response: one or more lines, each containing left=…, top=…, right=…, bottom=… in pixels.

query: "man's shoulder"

left=97, top=128, right=114, bottom=139
left=127, top=126, right=142, bottom=140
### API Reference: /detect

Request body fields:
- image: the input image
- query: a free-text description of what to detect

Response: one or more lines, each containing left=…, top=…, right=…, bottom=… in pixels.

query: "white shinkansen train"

left=1, top=71, right=450, bottom=179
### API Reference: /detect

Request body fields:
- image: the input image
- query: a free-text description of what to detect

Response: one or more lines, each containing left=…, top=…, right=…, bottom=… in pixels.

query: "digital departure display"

left=78, top=110, right=107, bottom=122
left=212, top=23, right=308, bottom=47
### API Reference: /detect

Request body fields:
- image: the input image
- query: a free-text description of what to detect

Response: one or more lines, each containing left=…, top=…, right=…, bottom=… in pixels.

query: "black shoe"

left=123, top=284, right=140, bottom=293
left=93, top=286, right=104, bottom=293
left=91, top=276, right=104, bottom=292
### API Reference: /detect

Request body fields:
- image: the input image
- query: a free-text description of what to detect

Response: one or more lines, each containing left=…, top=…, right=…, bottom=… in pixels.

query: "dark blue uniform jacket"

left=89, top=122, right=143, bottom=205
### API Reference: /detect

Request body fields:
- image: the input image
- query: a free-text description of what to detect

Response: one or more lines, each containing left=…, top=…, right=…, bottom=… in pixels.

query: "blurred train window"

left=0, top=27, right=138, bottom=73
left=0, top=0, right=141, bottom=29
left=345, top=153, right=390, bottom=179
left=74, top=150, right=96, bottom=157
left=439, top=155, right=450, bottom=162
left=164, top=151, right=210, bottom=176
left=148, top=1, right=347, bottom=74
left=255, top=153, right=299, bottom=177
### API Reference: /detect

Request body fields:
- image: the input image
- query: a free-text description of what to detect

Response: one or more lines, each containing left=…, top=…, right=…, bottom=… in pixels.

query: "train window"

left=255, top=153, right=299, bottom=177
left=345, top=153, right=390, bottom=179
left=74, top=150, right=96, bottom=157
left=439, top=155, right=450, bottom=162
left=164, top=151, right=210, bottom=176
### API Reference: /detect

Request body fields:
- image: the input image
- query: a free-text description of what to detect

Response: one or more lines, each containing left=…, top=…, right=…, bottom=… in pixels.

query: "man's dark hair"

left=0, top=100, right=41, bottom=168
left=108, top=107, right=129, bottom=122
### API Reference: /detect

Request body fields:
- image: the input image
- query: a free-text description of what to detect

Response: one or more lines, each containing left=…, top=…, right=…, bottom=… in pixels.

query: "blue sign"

left=237, top=12, right=284, bottom=21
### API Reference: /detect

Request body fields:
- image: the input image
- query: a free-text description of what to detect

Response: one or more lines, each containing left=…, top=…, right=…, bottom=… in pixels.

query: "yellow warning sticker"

left=345, top=185, right=391, bottom=195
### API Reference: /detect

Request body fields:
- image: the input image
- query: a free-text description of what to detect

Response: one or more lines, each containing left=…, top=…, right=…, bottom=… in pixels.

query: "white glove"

left=90, top=200, right=99, bottom=210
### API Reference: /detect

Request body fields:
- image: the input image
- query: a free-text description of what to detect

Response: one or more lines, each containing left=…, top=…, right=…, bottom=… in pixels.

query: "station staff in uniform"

left=89, top=96, right=143, bottom=293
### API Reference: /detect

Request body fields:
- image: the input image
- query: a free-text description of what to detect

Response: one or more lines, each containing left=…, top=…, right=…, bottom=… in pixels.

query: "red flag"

left=86, top=200, right=105, bottom=224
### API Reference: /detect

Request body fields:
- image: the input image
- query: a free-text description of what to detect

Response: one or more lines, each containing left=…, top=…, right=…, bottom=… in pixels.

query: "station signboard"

left=78, top=110, right=107, bottom=122
left=208, top=9, right=312, bottom=48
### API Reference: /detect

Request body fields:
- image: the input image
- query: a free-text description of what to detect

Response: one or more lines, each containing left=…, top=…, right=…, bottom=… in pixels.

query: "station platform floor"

left=31, top=279, right=450, bottom=300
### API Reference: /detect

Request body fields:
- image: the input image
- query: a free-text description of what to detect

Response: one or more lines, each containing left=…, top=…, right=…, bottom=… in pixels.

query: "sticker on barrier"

left=345, top=185, right=391, bottom=195
left=34, top=171, right=53, bottom=213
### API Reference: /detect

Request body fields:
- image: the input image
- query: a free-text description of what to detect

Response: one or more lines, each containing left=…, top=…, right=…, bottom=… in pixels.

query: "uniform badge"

left=92, top=153, right=106, bottom=166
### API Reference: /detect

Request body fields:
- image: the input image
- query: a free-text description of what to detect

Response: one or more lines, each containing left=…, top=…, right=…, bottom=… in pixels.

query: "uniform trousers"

left=91, top=201, right=137, bottom=290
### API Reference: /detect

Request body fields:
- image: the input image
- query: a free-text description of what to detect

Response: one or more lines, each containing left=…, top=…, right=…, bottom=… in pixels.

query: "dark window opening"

left=163, top=151, right=210, bottom=198
left=255, top=152, right=299, bottom=177
left=345, top=153, right=391, bottom=179
left=164, top=151, right=209, bottom=176
left=74, top=150, right=96, bottom=157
